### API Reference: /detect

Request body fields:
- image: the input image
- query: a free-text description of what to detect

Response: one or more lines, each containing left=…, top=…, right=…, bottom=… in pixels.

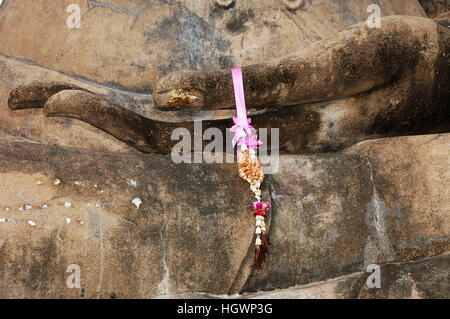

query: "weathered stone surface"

left=159, top=254, right=450, bottom=298
left=0, top=56, right=138, bottom=154
left=419, top=0, right=450, bottom=17
left=356, top=254, right=450, bottom=299
left=0, top=132, right=448, bottom=298
left=243, top=254, right=450, bottom=299
left=0, top=0, right=426, bottom=91
left=345, top=134, right=450, bottom=263
left=242, top=154, right=373, bottom=292
left=241, top=133, right=449, bottom=293
left=244, top=272, right=366, bottom=299
left=0, top=139, right=261, bottom=298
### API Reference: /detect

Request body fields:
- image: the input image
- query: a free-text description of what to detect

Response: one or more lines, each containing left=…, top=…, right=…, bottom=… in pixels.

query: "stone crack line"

left=157, top=218, right=171, bottom=296
left=87, top=0, right=151, bottom=29
left=120, top=217, right=159, bottom=236
left=87, top=0, right=140, bottom=16
left=364, top=158, right=396, bottom=266
left=96, top=215, right=105, bottom=298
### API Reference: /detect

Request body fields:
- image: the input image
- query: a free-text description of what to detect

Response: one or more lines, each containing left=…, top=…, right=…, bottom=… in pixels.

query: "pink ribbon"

left=230, top=67, right=262, bottom=153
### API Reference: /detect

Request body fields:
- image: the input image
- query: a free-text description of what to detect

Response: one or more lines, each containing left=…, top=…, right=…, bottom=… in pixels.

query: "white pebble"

left=19, top=206, right=24, bottom=211
left=126, top=179, right=137, bottom=187
left=65, top=218, right=71, bottom=224
left=5, top=207, right=9, bottom=212
left=53, top=179, right=61, bottom=185
left=25, top=205, right=32, bottom=210
left=132, top=198, right=142, bottom=209
left=74, top=181, right=81, bottom=186
left=96, top=203, right=100, bottom=208
left=64, top=202, right=72, bottom=208
left=28, top=220, right=36, bottom=226
left=0, top=218, right=5, bottom=223
left=42, top=204, right=48, bottom=209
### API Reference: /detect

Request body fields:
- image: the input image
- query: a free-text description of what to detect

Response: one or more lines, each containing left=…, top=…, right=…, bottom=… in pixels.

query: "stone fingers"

left=42, top=90, right=161, bottom=153
left=154, top=16, right=437, bottom=111
left=7, top=81, right=90, bottom=110
left=154, top=69, right=232, bottom=110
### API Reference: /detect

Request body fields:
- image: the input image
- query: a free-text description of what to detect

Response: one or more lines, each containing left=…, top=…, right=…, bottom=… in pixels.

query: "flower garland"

left=230, top=67, right=271, bottom=269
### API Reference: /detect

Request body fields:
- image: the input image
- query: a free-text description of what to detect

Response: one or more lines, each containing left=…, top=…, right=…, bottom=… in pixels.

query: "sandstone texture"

left=345, top=134, right=450, bottom=263
left=0, top=0, right=426, bottom=92
left=153, top=254, right=450, bottom=298
left=243, top=133, right=449, bottom=293
left=419, top=0, right=450, bottom=17
left=0, top=136, right=263, bottom=298
left=0, top=133, right=448, bottom=298
left=243, top=254, right=450, bottom=299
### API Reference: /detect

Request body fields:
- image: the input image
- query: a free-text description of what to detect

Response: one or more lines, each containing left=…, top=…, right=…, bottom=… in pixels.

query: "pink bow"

left=230, top=116, right=255, bottom=148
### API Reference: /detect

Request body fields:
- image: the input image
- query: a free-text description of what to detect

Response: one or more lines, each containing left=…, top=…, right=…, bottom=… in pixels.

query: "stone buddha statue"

left=0, top=0, right=448, bottom=298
